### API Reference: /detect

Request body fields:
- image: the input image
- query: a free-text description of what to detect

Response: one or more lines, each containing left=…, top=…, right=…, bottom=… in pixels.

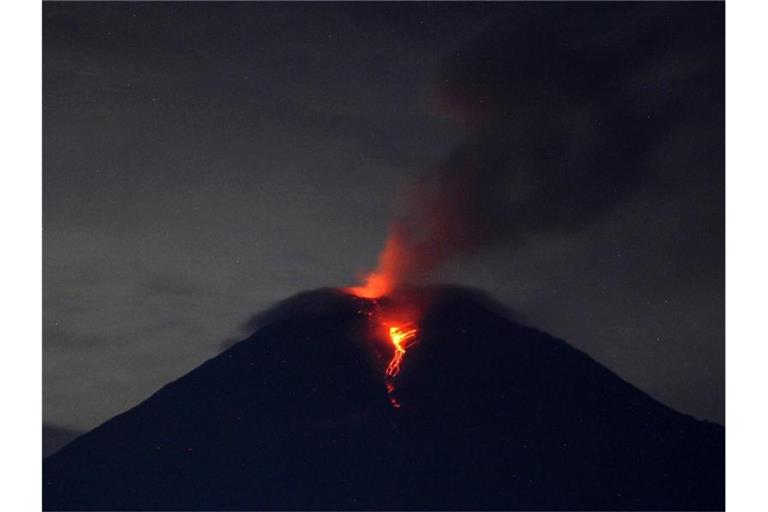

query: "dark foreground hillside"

left=44, top=287, right=724, bottom=510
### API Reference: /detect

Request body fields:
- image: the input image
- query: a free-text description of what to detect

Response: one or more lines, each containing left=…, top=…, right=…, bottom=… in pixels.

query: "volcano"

left=43, top=286, right=724, bottom=511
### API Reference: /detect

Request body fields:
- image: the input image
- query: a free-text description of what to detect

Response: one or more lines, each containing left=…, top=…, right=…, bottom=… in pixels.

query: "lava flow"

left=347, top=224, right=423, bottom=407
left=385, top=325, right=418, bottom=378
left=351, top=297, right=419, bottom=408
left=347, top=285, right=420, bottom=407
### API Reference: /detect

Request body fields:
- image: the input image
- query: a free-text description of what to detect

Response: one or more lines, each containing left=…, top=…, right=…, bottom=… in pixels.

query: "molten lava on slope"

left=347, top=289, right=422, bottom=408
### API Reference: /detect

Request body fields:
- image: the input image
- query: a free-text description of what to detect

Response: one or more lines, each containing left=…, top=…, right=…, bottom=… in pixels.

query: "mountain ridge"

left=44, top=286, right=724, bottom=510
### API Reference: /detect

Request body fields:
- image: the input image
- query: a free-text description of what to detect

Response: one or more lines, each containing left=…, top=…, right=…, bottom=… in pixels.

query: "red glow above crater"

left=346, top=222, right=425, bottom=407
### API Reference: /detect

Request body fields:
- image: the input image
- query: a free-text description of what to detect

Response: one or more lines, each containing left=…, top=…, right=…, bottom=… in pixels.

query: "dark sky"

left=43, top=1, right=724, bottom=437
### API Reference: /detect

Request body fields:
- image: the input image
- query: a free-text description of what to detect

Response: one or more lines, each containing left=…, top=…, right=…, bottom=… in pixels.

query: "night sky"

left=43, top=1, right=724, bottom=447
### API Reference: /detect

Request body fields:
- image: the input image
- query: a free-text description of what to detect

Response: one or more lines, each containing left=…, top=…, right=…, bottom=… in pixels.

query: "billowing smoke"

left=353, top=3, right=723, bottom=297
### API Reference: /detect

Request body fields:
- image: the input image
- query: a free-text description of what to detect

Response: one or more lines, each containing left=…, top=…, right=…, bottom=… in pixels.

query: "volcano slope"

left=43, top=286, right=724, bottom=511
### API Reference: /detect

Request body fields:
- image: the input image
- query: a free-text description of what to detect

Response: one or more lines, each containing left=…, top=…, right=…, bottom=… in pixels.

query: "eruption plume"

left=347, top=2, right=722, bottom=408
left=349, top=3, right=722, bottom=299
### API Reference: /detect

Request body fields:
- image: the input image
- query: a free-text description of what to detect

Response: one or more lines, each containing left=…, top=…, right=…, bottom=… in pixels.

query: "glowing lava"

left=347, top=225, right=423, bottom=407
left=382, top=323, right=418, bottom=408
left=347, top=287, right=420, bottom=407
left=385, top=325, right=418, bottom=378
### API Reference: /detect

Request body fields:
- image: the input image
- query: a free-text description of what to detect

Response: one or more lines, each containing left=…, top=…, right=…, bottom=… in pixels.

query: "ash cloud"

left=387, top=3, right=723, bottom=287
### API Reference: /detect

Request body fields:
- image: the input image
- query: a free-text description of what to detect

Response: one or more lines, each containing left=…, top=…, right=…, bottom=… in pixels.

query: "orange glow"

left=382, top=322, right=418, bottom=408
left=347, top=224, right=421, bottom=407
left=385, top=324, right=418, bottom=378
left=348, top=291, right=420, bottom=407
left=348, top=272, right=392, bottom=299
left=347, top=224, right=408, bottom=299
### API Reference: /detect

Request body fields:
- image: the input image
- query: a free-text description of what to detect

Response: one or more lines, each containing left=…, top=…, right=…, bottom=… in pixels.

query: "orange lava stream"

left=348, top=290, right=420, bottom=408
left=347, top=229, right=420, bottom=407
left=383, top=324, right=418, bottom=408
left=385, top=325, right=418, bottom=378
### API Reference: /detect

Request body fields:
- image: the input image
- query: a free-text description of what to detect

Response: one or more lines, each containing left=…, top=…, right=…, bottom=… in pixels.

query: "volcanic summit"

left=43, top=286, right=724, bottom=510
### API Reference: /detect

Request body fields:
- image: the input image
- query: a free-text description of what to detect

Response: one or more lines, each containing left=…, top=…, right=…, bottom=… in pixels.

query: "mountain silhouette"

left=43, top=424, right=83, bottom=458
left=43, top=286, right=724, bottom=511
